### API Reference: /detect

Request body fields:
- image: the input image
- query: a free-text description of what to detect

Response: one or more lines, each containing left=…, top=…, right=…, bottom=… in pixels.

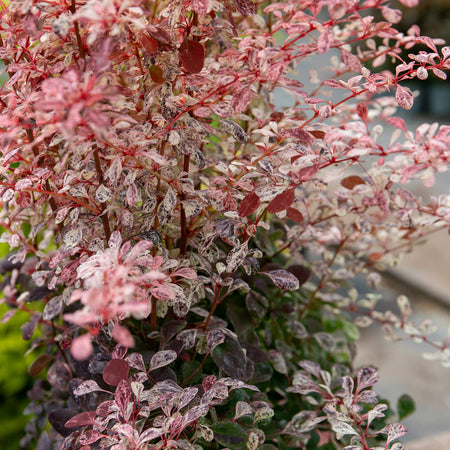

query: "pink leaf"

left=114, top=379, right=132, bottom=415
left=172, top=267, right=197, bottom=279
left=71, top=334, right=94, bottom=361
left=381, top=6, right=402, bottom=24
left=79, top=430, right=102, bottom=445
left=395, top=85, right=414, bottom=110
left=231, top=88, right=252, bottom=113
left=398, top=0, right=418, bottom=6
left=103, top=359, right=130, bottom=386
left=151, top=284, right=176, bottom=300
left=65, top=411, right=97, bottom=428
left=317, top=30, right=331, bottom=54
left=386, top=116, right=407, bottom=133
left=112, top=325, right=135, bottom=348
left=191, top=0, right=209, bottom=15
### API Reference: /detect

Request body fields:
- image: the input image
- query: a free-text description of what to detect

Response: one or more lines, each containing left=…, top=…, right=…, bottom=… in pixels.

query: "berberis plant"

left=0, top=0, right=449, bottom=448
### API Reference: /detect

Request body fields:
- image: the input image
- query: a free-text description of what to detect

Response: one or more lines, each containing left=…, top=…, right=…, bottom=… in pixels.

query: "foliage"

left=0, top=0, right=449, bottom=449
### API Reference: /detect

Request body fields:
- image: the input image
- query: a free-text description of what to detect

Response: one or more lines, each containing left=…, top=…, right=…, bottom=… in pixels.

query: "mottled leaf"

left=395, top=85, right=414, bottom=110
left=262, top=269, right=299, bottom=291
left=356, top=367, right=379, bottom=391
left=149, top=350, right=177, bottom=372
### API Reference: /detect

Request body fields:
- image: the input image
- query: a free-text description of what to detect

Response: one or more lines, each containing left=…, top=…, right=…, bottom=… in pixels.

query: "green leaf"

left=397, top=394, right=415, bottom=420
left=210, top=421, right=247, bottom=449
left=341, top=320, right=360, bottom=341
left=181, top=360, right=202, bottom=385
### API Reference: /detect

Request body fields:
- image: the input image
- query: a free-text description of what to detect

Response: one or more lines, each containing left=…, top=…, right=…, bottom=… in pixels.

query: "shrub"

left=0, top=0, right=449, bottom=448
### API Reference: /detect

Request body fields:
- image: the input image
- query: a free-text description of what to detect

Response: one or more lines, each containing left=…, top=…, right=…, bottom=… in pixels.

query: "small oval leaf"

left=267, top=189, right=295, bottom=214
left=149, top=350, right=177, bottom=372
left=179, top=38, right=205, bottom=74
left=238, top=191, right=260, bottom=217
left=341, top=175, right=366, bottom=190
left=103, top=359, right=130, bottom=386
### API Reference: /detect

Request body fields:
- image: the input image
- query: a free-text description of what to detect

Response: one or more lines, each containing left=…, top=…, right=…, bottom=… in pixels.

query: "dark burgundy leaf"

left=308, top=129, right=326, bottom=139
left=49, top=409, right=80, bottom=436
left=138, top=31, right=158, bottom=54
left=287, top=265, right=312, bottom=285
left=238, top=191, right=260, bottom=217
left=29, top=354, right=53, bottom=377
left=64, top=411, right=97, bottom=428
left=267, top=189, right=295, bottom=214
left=341, top=175, right=366, bottom=190
left=179, top=38, right=205, bottom=74
left=103, top=359, right=130, bottom=386
left=286, top=207, right=304, bottom=223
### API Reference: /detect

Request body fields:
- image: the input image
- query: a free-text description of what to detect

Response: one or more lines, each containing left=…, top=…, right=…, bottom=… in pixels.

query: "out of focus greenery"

left=0, top=241, right=34, bottom=450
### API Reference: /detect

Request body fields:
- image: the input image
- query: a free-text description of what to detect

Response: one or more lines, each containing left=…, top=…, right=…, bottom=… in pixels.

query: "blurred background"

left=0, top=0, right=449, bottom=448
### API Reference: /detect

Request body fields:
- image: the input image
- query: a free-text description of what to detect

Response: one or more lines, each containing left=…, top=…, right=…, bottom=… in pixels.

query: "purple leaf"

left=207, top=329, right=225, bottom=352
left=149, top=350, right=177, bottom=372
left=103, top=359, right=130, bottom=386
